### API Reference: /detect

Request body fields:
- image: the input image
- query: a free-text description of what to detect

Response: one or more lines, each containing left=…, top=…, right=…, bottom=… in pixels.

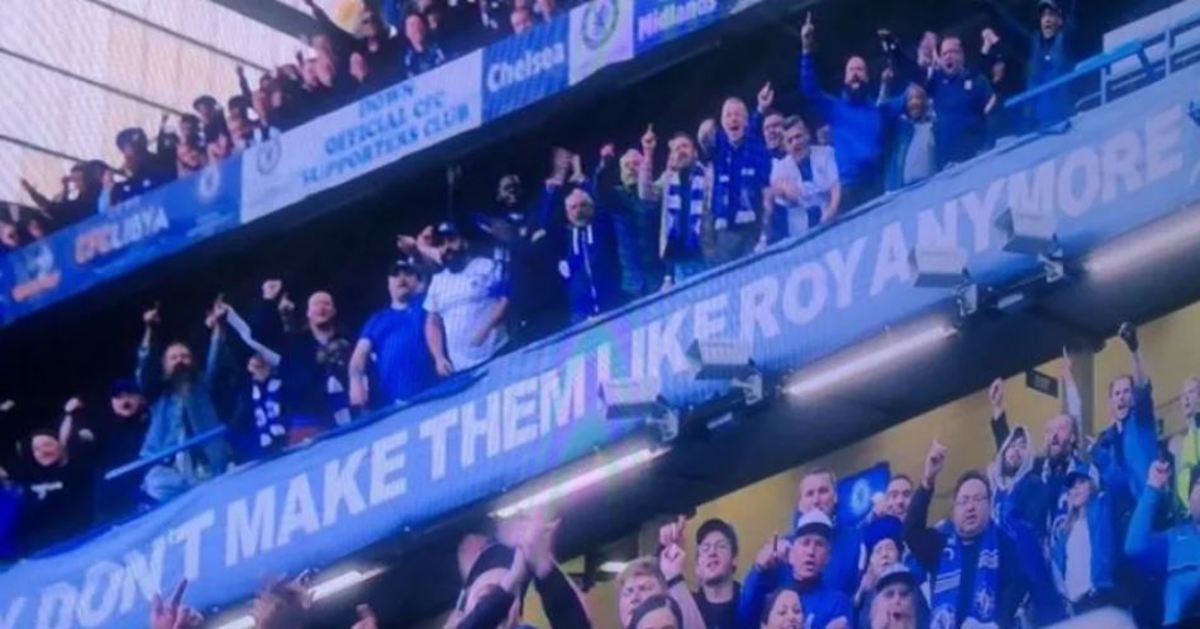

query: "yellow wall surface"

left=517, top=303, right=1200, bottom=629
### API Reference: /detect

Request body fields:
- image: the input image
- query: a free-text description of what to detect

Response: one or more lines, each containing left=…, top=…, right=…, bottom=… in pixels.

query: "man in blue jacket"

left=924, top=35, right=994, bottom=167
left=797, top=12, right=899, bottom=209
left=1124, top=459, right=1200, bottom=625
left=559, top=188, right=623, bottom=323
left=1092, top=323, right=1158, bottom=513
left=905, top=440, right=1067, bottom=628
left=1025, top=0, right=1076, bottom=129
left=738, top=510, right=854, bottom=629
left=791, top=467, right=862, bottom=597
left=1050, top=461, right=1118, bottom=615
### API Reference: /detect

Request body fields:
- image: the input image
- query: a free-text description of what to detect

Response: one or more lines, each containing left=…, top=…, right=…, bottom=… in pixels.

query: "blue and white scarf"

left=931, top=521, right=1001, bottom=629
left=662, top=165, right=707, bottom=260
left=250, top=377, right=287, bottom=451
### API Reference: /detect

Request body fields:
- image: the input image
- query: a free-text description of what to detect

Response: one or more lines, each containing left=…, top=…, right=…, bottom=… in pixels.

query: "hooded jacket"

left=987, top=423, right=1034, bottom=525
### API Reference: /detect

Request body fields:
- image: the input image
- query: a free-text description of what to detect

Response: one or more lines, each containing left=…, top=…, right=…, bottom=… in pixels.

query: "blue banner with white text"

left=483, top=15, right=570, bottom=121
left=2, top=157, right=242, bottom=324
left=0, top=61, right=1197, bottom=628
left=633, top=0, right=726, bottom=54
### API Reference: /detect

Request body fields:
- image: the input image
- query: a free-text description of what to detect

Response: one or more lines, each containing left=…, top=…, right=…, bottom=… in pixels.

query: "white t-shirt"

left=770, top=146, right=840, bottom=236
left=424, top=256, right=508, bottom=370
left=1064, top=517, right=1094, bottom=602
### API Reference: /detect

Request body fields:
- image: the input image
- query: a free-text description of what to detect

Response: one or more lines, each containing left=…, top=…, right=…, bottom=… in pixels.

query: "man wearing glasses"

left=693, top=518, right=741, bottom=629
left=904, top=441, right=1067, bottom=629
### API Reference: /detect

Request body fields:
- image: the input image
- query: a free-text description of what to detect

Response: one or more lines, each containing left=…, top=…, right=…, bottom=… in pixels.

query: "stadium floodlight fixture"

left=1085, top=207, right=1200, bottom=278
left=687, top=338, right=764, bottom=405
left=994, top=206, right=1058, bottom=255
left=599, top=561, right=630, bottom=575
left=491, top=446, right=665, bottom=519
left=599, top=377, right=665, bottom=420
left=908, top=245, right=968, bottom=288
left=687, top=338, right=755, bottom=380
left=784, top=322, right=957, bottom=398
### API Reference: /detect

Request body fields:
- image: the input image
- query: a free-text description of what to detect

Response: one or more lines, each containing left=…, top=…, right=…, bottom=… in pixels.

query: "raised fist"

left=143, top=304, right=162, bottom=327
left=801, top=12, right=816, bottom=51
left=754, top=534, right=789, bottom=570
left=599, top=142, right=616, bottom=160
left=757, top=82, right=775, bottom=113
left=1148, top=459, right=1171, bottom=490
left=262, top=279, right=284, bottom=301
left=1118, top=322, right=1139, bottom=352
left=923, top=440, right=948, bottom=487
left=988, top=378, right=1004, bottom=419
left=63, top=397, right=84, bottom=415
left=641, top=124, right=657, bottom=155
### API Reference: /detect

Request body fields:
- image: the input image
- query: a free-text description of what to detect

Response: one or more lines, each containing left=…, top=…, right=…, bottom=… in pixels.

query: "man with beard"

left=791, top=468, right=861, bottom=597
left=738, top=511, right=853, bottom=629
left=93, top=379, right=151, bottom=522
left=425, top=222, right=509, bottom=375
left=798, top=11, right=902, bottom=208
left=136, top=301, right=232, bottom=502
left=692, top=519, right=741, bottom=628
left=254, top=281, right=354, bottom=441
left=905, top=440, right=1066, bottom=628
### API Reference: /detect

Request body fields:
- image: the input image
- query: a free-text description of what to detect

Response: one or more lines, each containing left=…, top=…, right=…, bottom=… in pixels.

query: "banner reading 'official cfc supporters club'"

left=239, top=51, right=484, bottom=223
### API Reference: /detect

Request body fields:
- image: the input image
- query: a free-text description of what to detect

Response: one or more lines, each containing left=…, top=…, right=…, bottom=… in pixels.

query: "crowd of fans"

left=1, top=0, right=588, bottom=252
left=138, top=321, right=1200, bottom=628
left=0, top=0, right=1092, bottom=557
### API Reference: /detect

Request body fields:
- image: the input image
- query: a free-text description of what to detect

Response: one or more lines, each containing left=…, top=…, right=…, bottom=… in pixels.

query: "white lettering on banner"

left=10, top=98, right=1192, bottom=629
left=323, top=447, right=369, bottom=525
left=369, top=430, right=409, bottom=504
left=119, top=538, right=167, bottom=613
left=419, top=409, right=459, bottom=480
left=74, top=205, right=170, bottom=265
left=241, top=52, right=482, bottom=223
left=0, top=598, right=24, bottom=629
left=76, top=562, right=122, bottom=627
left=636, top=0, right=718, bottom=42
left=226, top=486, right=277, bottom=566
left=277, top=475, right=319, bottom=546
left=693, top=293, right=730, bottom=340
left=487, top=43, right=567, bottom=92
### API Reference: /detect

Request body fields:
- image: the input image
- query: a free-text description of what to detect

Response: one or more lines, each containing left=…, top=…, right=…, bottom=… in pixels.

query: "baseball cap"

left=110, top=378, right=141, bottom=398
left=1038, top=0, right=1062, bottom=14
left=862, top=515, right=904, bottom=555
left=875, top=563, right=918, bottom=592
left=431, top=221, right=462, bottom=244
left=115, top=127, right=147, bottom=151
left=791, top=510, right=833, bottom=540
left=1065, top=460, right=1099, bottom=486
left=388, top=258, right=418, bottom=277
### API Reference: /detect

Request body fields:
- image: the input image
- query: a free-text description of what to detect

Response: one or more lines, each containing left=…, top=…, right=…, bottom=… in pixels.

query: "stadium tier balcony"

left=2, top=0, right=1200, bottom=627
